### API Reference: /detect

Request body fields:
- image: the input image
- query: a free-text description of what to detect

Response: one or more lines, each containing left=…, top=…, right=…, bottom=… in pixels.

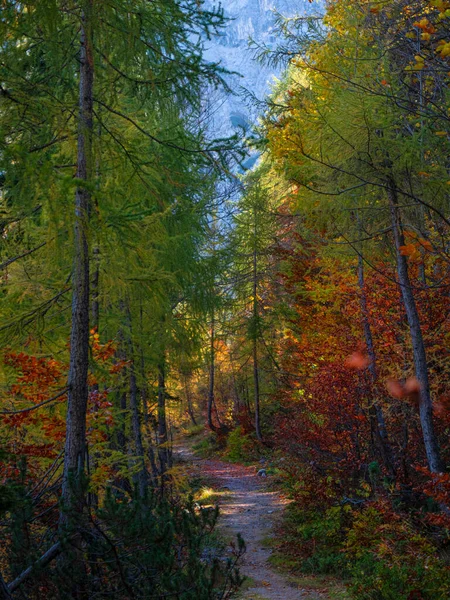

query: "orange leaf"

left=404, top=377, right=421, bottom=395
left=400, top=243, right=416, bottom=256
left=386, top=379, right=406, bottom=399
left=345, top=351, right=371, bottom=370
left=419, top=239, right=433, bottom=252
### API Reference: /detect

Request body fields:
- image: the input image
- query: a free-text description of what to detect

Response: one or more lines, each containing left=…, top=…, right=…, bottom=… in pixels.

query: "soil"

left=176, top=445, right=330, bottom=600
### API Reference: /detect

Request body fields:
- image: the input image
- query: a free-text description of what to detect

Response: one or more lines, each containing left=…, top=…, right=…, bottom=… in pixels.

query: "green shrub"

left=272, top=498, right=450, bottom=599
left=182, top=424, right=206, bottom=438
left=193, top=433, right=222, bottom=458
left=348, top=551, right=450, bottom=600
left=345, top=505, right=450, bottom=600
left=295, top=505, right=352, bottom=576
left=225, top=427, right=254, bottom=462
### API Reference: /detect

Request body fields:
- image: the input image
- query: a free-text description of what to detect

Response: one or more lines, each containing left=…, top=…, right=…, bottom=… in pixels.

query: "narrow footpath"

left=176, top=445, right=330, bottom=600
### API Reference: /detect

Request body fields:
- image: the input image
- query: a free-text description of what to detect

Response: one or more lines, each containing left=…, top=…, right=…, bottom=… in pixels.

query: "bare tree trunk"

left=129, top=362, right=147, bottom=496
left=91, top=248, right=99, bottom=329
left=89, top=235, right=100, bottom=510
left=117, top=391, right=127, bottom=452
left=253, top=338, right=262, bottom=442
left=157, top=362, right=169, bottom=480
left=207, top=310, right=216, bottom=431
left=115, top=391, right=132, bottom=495
left=8, top=541, right=62, bottom=594
left=138, top=301, right=158, bottom=483
left=184, top=375, right=197, bottom=426
left=388, top=179, right=443, bottom=473
left=60, top=0, right=94, bottom=522
left=124, top=306, right=147, bottom=496
left=140, top=353, right=158, bottom=484
left=357, top=252, right=396, bottom=477
left=253, top=226, right=263, bottom=442
left=230, top=353, right=243, bottom=421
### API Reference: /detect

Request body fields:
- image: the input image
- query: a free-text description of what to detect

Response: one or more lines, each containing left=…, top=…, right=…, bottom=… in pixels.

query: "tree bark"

left=60, top=0, right=94, bottom=522
left=184, top=375, right=197, bottom=426
left=124, top=305, right=147, bottom=496
left=89, top=235, right=100, bottom=510
left=8, top=542, right=62, bottom=593
left=388, top=179, right=444, bottom=473
left=138, top=301, right=158, bottom=484
left=129, top=361, right=147, bottom=496
left=357, top=252, right=396, bottom=477
left=91, top=247, right=99, bottom=329
left=207, top=310, right=216, bottom=431
left=253, top=217, right=263, bottom=442
left=140, top=352, right=158, bottom=484
left=157, top=362, right=169, bottom=480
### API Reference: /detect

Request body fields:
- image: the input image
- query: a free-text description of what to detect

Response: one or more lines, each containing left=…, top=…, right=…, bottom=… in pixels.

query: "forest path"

left=176, top=443, right=329, bottom=600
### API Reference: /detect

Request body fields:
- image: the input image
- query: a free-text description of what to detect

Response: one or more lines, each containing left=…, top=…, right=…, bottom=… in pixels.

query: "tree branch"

left=0, top=387, right=69, bottom=416
left=8, top=541, right=62, bottom=592
left=0, top=242, right=47, bottom=271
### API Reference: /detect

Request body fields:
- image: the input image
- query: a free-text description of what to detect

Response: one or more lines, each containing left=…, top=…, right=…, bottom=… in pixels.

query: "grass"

left=288, top=574, right=349, bottom=600
left=195, top=485, right=232, bottom=507
left=234, top=577, right=267, bottom=600
left=192, top=433, right=223, bottom=458
left=262, top=534, right=350, bottom=600
left=180, top=423, right=205, bottom=437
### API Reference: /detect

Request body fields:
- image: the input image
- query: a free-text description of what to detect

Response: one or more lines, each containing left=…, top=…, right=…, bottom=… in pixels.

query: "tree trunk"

left=88, top=236, right=100, bottom=509
left=114, top=391, right=132, bottom=495
left=207, top=310, right=216, bottom=431
left=388, top=179, right=443, bottom=473
left=357, top=252, right=396, bottom=477
left=138, top=301, right=158, bottom=484
left=253, top=227, right=263, bottom=442
left=60, top=0, right=94, bottom=522
left=140, top=352, right=158, bottom=484
left=184, top=375, right=197, bottom=426
left=157, top=362, right=169, bottom=480
left=91, top=247, right=99, bottom=329
left=253, top=338, right=262, bottom=442
left=129, top=362, right=147, bottom=496
left=124, top=306, right=147, bottom=496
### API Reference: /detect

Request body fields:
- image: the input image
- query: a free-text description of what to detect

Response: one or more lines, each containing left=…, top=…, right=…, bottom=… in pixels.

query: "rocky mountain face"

left=202, top=0, right=323, bottom=155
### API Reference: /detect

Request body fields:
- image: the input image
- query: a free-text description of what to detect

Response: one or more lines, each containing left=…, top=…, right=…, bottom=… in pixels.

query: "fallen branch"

left=8, top=541, right=62, bottom=593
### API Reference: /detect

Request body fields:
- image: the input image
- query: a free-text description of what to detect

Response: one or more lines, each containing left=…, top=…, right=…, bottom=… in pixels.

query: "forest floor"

left=176, top=441, right=346, bottom=600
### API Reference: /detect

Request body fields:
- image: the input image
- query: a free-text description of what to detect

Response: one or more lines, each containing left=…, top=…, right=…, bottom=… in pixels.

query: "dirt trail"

left=176, top=445, right=327, bottom=600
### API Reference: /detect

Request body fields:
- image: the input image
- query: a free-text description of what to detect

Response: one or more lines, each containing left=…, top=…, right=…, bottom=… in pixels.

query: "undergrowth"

left=270, top=482, right=450, bottom=600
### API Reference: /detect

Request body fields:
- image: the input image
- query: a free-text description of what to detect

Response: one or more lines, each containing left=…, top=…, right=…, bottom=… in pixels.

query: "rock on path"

left=176, top=445, right=326, bottom=600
